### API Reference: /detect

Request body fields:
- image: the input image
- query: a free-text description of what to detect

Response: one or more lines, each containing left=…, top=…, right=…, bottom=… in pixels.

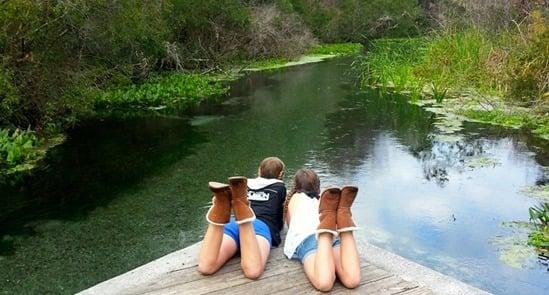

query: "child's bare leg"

left=303, top=233, right=336, bottom=291
left=238, top=223, right=270, bottom=279
left=333, top=231, right=361, bottom=288
left=198, top=226, right=237, bottom=275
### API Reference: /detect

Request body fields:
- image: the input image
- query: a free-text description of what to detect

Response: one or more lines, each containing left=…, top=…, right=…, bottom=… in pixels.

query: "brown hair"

left=258, top=157, right=285, bottom=179
left=284, top=168, right=320, bottom=216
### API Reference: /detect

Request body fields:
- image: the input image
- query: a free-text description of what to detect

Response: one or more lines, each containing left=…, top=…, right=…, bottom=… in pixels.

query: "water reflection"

left=304, top=90, right=548, bottom=294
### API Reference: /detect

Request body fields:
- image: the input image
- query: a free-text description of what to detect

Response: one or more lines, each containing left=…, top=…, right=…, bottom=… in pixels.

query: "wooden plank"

left=167, top=244, right=286, bottom=273
left=269, top=263, right=389, bottom=295
left=213, top=259, right=372, bottom=295
left=132, top=246, right=287, bottom=294
left=394, top=286, right=434, bottom=295
left=206, top=268, right=306, bottom=295
left=347, top=276, right=418, bottom=295
left=139, top=256, right=302, bottom=295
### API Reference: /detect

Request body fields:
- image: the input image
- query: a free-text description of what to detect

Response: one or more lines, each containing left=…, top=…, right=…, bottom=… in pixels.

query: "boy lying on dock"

left=284, top=169, right=361, bottom=291
left=197, top=157, right=286, bottom=279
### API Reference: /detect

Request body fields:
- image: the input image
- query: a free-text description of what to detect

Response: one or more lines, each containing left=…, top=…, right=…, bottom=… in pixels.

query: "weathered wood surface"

left=79, top=236, right=491, bottom=295
left=127, top=245, right=429, bottom=295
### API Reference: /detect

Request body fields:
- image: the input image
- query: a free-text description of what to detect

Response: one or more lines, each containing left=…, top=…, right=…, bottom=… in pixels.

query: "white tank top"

left=283, top=192, right=319, bottom=258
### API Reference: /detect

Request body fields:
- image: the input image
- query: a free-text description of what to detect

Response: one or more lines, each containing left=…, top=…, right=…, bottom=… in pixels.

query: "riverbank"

left=0, top=43, right=361, bottom=181
left=355, top=31, right=548, bottom=141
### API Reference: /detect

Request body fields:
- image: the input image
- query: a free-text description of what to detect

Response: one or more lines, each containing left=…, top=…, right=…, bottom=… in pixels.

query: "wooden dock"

left=79, top=236, right=491, bottom=295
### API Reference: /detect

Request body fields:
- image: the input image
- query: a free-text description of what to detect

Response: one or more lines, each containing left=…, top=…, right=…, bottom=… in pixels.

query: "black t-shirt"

left=248, top=181, right=286, bottom=247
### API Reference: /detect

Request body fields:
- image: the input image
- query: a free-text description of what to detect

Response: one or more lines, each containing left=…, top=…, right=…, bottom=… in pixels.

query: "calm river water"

left=1, top=58, right=548, bottom=294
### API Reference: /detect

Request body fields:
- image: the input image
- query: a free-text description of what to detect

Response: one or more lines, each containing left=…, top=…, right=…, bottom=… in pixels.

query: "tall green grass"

left=356, top=12, right=549, bottom=138
left=358, top=15, right=548, bottom=106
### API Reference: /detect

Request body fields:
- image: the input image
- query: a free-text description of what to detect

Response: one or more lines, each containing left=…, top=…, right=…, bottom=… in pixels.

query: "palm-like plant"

left=529, top=202, right=549, bottom=228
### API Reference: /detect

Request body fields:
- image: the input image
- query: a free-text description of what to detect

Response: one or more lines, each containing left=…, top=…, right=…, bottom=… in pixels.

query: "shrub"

left=247, top=4, right=316, bottom=59
left=507, top=10, right=549, bottom=107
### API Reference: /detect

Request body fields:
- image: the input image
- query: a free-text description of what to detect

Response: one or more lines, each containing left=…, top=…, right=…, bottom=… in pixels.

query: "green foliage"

left=0, top=67, right=20, bottom=126
left=247, top=58, right=289, bottom=70
left=431, top=83, right=448, bottom=103
left=461, top=109, right=549, bottom=139
left=0, top=0, right=321, bottom=132
left=355, top=38, right=426, bottom=91
left=506, top=11, right=549, bottom=105
left=0, top=129, right=41, bottom=173
left=356, top=16, right=549, bottom=138
left=289, top=0, right=425, bottom=42
left=98, top=73, right=228, bottom=109
left=308, top=43, right=363, bottom=55
left=358, top=19, right=548, bottom=105
left=528, top=202, right=549, bottom=251
left=529, top=202, right=549, bottom=227
left=415, top=30, right=496, bottom=93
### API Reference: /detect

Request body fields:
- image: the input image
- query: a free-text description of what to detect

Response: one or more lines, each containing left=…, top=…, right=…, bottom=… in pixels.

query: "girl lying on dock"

left=197, top=157, right=286, bottom=279
left=284, top=169, right=361, bottom=291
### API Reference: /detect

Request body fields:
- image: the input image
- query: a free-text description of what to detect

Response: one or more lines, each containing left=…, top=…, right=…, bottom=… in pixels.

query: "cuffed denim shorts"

left=223, top=217, right=272, bottom=248
left=291, top=233, right=341, bottom=263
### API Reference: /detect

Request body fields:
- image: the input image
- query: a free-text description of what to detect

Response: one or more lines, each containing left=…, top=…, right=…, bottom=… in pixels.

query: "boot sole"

left=321, top=187, right=341, bottom=196
left=209, top=181, right=230, bottom=192
left=341, top=185, right=358, bottom=194
left=228, top=176, right=247, bottom=185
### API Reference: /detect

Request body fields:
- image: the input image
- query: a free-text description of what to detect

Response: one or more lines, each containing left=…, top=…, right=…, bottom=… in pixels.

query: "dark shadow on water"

left=0, top=115, right=207, bottom=250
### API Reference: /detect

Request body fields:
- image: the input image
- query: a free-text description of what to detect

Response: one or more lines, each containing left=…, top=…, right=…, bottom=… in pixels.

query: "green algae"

left=492, top=221, right=539, bottom=269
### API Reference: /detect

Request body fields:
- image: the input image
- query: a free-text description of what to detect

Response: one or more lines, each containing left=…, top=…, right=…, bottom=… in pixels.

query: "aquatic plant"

left=97, top=73, right=229, bottom=109
left=431, top=83, right=448, bottom=103
left=461, top=109, right=549, bottom=139
left=528, top=202, right=549, bottom=251
left=307, top=43, right=363, bottom=56
left=247, top=58, right=289, bottom=70
left=0, top=128, right=44, bottom=179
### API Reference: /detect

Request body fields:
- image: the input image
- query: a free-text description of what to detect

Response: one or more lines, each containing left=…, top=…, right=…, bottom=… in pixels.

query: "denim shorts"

left=291, top=233, right=341, bottom=263
left=223, top=218, right=272, bottom=248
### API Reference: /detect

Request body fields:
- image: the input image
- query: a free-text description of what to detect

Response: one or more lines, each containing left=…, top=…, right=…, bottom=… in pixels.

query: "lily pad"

left=466, top=156, right=501, bottom=168
left=492, top=222, right=539, bottom=268
left=521, top=185, right=549, bottom=201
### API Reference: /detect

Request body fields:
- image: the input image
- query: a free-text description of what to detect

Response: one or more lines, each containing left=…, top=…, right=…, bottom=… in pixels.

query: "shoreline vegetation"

left=0, top=43, right=361, bottom=182
left=354, top=19, right=548, bottom=140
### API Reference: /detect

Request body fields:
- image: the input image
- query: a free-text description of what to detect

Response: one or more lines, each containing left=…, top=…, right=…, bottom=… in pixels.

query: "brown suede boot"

left=206, top=182, right=232, bottom=226
left=338, top=186, right=359, bottom=232
left=228, top=176, right=256, bottom=224
left=317, top=187, right=341, bottom=237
